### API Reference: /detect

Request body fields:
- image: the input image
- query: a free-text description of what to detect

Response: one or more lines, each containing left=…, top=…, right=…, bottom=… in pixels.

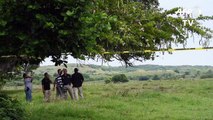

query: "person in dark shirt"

left=53, top=69, right=64, bottom=99
left=62, top=68, right=74, bottom=100
left=71, top=68, right=84, bottom=100
left=42, top=72, right=52, bottom=102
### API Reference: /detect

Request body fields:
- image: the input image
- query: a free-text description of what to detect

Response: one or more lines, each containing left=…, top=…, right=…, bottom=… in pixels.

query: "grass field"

left=4, top=79, right=213, bottom=120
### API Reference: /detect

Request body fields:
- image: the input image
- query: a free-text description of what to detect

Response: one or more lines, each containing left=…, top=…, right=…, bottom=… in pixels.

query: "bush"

left=112, top=74, right=129, bottom=83
left=139, top=76, right=150, bottom=81
left=0, top=93, right=25, bottom=120
left=200, top=74, right=213, bottom=79
left=152, top=75, right=161, bottom=80
left=0, top=79, right=6, bottom=90
left=105, top=79, right=111, bottom=84
left=83, top=74, right=90, bottom=80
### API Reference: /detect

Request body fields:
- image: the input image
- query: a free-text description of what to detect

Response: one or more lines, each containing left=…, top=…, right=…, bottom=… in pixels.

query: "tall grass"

left=4, top=79, right=213, bottom=120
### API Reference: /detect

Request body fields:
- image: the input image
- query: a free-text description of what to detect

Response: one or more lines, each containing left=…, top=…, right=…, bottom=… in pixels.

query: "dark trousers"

left=56, top=87, right=64, bottom=98
left=25, top=88, right=32, bottom=102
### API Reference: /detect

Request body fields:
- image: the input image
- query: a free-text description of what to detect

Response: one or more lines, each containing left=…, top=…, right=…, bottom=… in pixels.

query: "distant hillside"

left=32, top=64, right=213, bottom=82
left=5, top=64, right=213, bottom=86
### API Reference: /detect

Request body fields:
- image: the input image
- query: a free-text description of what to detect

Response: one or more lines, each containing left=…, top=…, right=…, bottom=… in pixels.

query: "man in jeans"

left=71, top=68, right=84, bottom=100
left=62, top=69, right=74, bottom=100
left=23, top=73, right=33, bottom=102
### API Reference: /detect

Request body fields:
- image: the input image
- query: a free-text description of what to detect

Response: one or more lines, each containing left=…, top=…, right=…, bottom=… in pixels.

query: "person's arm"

left=42, top=85, right=45, bottom=94
left=49, top=79, right=53, bottom=90
left=42, top=79, right=45, bottom=93
left=69, top=74, right=72, bottom=85
left=53, top=79, right=56, bottom=91
left=81, top=74, right=84, bottom=82
left=28, top=76, right=33, bottom=82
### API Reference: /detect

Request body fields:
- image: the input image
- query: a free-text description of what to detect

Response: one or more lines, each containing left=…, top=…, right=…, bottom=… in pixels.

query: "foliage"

left=0, top=0, right=213, bottom=71
left=174, top=69, right=180, bottom=73
left=0, top=72, right=14, bottom=90
left=152, top=75, right=160, bottom=80
left=0, top=93, right=25, bottom=120
left=83, top=74, right=90, bottom=80
left=139, top=76, right=150, bottom=81
left=112, top=74, right=129, bottom=83
left=200, top=74, right=213, bottom=79
left=105, top=79, right=111, bottom=84
left=200, top=70, right=213, bottom=79
left=4, top=79, right=213, bottom=120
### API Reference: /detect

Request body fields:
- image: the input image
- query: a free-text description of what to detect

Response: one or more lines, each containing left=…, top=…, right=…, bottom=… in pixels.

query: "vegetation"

left=3, top=79, right=213, bottom=120
left=0, top=93, right=25, bottom=120
left=0, top=0, right=212, bottom=119
left=4, top=64, right=213, bottom=87
left=1, top=0, right=213, bottom=71
left=112, top=74, right=129, bottom=83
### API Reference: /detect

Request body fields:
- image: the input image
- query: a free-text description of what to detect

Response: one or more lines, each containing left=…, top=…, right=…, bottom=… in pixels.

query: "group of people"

left=23, top=68, right=84, bottom=102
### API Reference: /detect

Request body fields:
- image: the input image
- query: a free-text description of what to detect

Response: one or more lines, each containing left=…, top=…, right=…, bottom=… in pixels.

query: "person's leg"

left=25, top=90, right=28, bottom=101
left=44, top=90, right=47, bottom=102
left=73, top=87, right=79, bottom=100
left=26, top=89, right=32, bottom=102
left=67, top=85, right=74, bottom=100
left=56, top=87, right=60, bottom=99
left=78, top=87, right=84, bottom=99
left=44, top=90, right=49, bottom=102
left=45, top=90, right=51, bottom=102
left=28, top=89, right=32, bottom=102
left=58, top=87, right=64, bottom=99
left=48, top=90, right=51, bottom=102
left=63, top=85, right=68, bottom=100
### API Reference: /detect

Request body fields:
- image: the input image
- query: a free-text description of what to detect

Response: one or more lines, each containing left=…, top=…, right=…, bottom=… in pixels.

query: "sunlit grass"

left=4, top=79, right=213, bottom=120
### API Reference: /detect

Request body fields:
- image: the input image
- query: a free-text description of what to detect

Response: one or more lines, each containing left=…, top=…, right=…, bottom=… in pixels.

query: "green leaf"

left=0, top=20, right=7, bottom=27
left=0, top=31, right=6, bottom=36
left=44, top=22, right=54, bottom=29
left=66, top=10, right=74, bottom=17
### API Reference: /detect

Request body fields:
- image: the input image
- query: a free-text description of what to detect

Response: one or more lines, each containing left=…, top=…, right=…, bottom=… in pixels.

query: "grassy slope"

left=5, top=79, right=213, bottom=120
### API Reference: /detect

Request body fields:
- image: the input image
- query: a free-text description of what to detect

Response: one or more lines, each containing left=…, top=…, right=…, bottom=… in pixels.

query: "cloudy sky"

left=41, top=0, right=213, bottom=66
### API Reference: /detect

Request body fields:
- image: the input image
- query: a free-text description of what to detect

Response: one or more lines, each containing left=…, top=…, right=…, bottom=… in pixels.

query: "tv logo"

left=175, top=7, right=202, bottom=26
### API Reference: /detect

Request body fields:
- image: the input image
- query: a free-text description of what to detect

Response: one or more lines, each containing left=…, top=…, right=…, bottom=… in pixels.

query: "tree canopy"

left=0, top=0, right=212, bottom=72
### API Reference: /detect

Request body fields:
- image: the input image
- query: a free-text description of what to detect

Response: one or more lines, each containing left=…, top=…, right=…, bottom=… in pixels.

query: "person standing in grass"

left=54, top=69, right=61, bottom=98
left=53, top=69, right=64, bottom=99
left=42, top=72, right=52, bottom=102
left=62, top=68, right=74, bottom=100
left=23, top=73, right=33, bottom=102
left=71, top=68, right=84, bottom=100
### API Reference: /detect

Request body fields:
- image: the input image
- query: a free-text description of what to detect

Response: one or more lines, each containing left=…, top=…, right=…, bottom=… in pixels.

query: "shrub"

left=174, top=69, right=180, bottom=73
left=83, top=74, right=90, bottom=80
left=105, top=79, right=111, bottom=84
left=200, top=74, right=213, bottom=79
left=112, top=74, right=129, bottom=83
left=0, top=79, right=6, bottom=90
left=0, top=93, right=25, bottom=120
left=152, top=75, right=161, bottom=80
left=139, top=76, right=150, bottom=81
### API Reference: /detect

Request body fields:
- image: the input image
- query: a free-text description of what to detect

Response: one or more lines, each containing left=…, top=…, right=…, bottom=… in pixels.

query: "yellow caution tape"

left=103, top=47, right=213, bottom=54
